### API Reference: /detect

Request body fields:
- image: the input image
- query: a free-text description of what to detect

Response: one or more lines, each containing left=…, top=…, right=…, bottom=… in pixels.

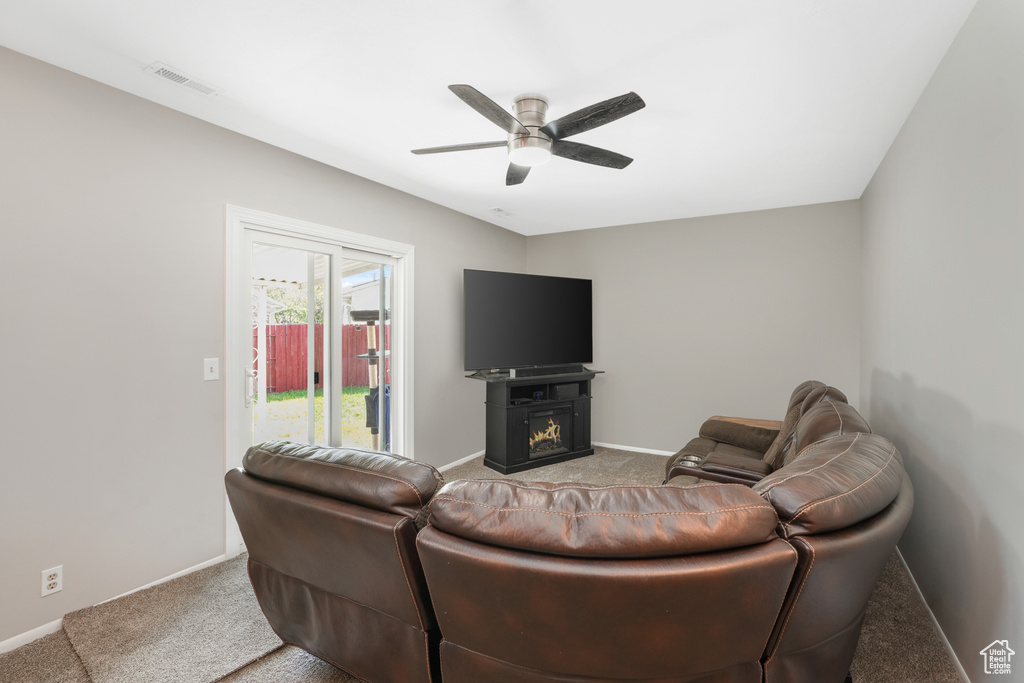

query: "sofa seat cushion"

left=427, top=480, right=780, bottom=559
left=243, top=440, right=443, bottom=519
left=665, top=437, right=766, bottom=483
left=678, top=438, right=762, bottom=460
left=716, top=442, right=768, bottom=459
left=754, top=432, right=904, bottom=538
left=671, top=437, right=715, bottom=459
left=700, top=452, right=774, bottom=482
left=667, top=437, right=763, bottom=466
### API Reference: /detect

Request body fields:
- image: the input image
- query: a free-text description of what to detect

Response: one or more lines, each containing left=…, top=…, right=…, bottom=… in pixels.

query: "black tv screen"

left=464, top=269, right=593, bottom=371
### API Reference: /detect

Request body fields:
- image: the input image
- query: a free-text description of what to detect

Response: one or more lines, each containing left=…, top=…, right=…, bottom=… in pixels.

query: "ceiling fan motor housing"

left=508, top=93, right=552, bottom=166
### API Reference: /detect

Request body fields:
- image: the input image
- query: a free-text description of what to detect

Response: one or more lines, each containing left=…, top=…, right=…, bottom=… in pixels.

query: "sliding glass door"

left=225, top=207, right=414, bottom=557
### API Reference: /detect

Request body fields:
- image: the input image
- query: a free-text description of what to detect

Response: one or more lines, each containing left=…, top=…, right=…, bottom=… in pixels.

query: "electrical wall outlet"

left=41, top=565, right=62, bottom=597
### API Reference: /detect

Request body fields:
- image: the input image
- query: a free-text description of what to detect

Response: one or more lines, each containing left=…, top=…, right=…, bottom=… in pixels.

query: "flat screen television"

left=464, top=269, right=593, bottom=371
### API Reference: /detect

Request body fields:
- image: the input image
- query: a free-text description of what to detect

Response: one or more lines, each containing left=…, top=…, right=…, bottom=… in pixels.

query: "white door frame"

left=224, top=205, right=415, bottom=557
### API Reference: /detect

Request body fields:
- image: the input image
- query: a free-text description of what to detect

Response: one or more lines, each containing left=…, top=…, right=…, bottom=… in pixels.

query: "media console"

left=468, top=369, right=600, bottom=474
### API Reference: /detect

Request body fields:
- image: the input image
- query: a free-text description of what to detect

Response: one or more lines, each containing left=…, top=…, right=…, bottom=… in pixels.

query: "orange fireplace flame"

left=530, top=418, right=561, bottom=450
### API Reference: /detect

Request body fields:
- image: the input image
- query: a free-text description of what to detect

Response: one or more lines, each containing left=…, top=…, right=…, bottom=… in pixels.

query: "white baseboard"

left=592, top=441, right=675, bottom=456
left=101, top=553, right=229, bottom=604
left=0, top=618, right=63, bottom=655
left=438, top=449, right=485, bottom=472
left=0, top=554, right=232, bottom=655
left=895, top=548, right=970, bottom=682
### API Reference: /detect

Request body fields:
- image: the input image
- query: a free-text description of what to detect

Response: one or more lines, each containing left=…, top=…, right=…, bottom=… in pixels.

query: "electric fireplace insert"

left=528, top=406, right=572, bottom=459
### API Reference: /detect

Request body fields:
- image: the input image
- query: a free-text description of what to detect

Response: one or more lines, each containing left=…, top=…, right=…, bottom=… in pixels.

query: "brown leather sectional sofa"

left=225, top=380, right=912, bottom=683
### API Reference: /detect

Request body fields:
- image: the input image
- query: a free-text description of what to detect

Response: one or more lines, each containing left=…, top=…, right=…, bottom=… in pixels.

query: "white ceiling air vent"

left=490, top=207, right=513, bottom=218
left=143, top=62, right=221, bottom=96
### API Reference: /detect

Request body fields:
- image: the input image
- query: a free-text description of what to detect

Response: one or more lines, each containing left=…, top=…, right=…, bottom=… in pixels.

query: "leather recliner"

left=664, top=380, right=849, bottom=484
left=416, top=479, right=799, bottom=683
left=666, top=389, right=914, bottom=683
left=224, top=440, right=444, bottom=683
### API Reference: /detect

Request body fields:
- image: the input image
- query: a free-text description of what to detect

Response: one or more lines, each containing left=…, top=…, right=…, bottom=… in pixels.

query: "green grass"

left=266, top=386, right=367, bottom=401
left=255, top=386, right=379, bottom=449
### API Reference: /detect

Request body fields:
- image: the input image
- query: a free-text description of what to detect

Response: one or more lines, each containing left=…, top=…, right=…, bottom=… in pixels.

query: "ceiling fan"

left=411, top=85, right=645, bottom=186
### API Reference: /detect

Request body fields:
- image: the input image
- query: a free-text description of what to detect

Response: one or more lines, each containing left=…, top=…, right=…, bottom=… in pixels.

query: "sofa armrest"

left=699, top=416, right=782, bottom=454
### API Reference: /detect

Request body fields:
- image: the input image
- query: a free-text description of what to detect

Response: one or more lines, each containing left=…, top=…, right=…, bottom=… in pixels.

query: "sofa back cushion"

left=754, top=432, right=904, bottom=538
left=800, top=383, right=848, bottom=411
left=427, top=480, right=780, bottom=558
left=787, top=380, right=827, bottom=410
left=763, top=382, right=849, bottom=466
left=783, top=399, right=871, bottom=467
left=243, top=440, right=443, bottom=519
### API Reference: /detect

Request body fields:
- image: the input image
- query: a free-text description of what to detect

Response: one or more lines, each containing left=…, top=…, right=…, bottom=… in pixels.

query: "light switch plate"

left=204, top=358, right=220, bottom=381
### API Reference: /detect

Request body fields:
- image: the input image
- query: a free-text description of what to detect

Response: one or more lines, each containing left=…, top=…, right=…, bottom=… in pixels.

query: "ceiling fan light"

left=508, top=145, right=551, bottom=167
left=507, top=137, right=552, bottom=167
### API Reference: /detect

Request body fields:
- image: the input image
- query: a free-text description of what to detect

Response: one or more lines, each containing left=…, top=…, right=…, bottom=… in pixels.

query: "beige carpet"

left=851, top=553, right=962, bottom=683
left=443, top=446, right=670, bottom=485
left=0, top=630, right=90, bottom=683
left=218, top=646, right=357, bottom=683
left=61, top=555, right=282, bottom=683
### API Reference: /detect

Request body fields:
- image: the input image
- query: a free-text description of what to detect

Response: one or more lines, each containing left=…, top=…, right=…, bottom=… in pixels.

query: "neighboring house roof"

left=346, top=279, right=383, bottom=313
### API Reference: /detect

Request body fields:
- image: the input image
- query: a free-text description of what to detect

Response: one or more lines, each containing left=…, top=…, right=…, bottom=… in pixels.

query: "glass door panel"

left=250, top=243, right=330, bottom=445
left=339, top=256, right=392, bottom=451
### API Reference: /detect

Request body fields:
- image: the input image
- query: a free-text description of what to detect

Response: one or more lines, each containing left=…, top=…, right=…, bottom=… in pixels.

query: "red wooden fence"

left=253, top=323, right=390, bottom=393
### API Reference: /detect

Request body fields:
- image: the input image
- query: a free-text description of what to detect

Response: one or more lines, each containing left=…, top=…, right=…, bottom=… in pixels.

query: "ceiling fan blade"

left=411, top=140, right=507, bottom=155
left=540, top=92, right=646, bottom=140
left=551, top=140, right=633, bottom=169
left=506, top=163, right=531, bottom=186
left=449, top=84, right=530, bottom=135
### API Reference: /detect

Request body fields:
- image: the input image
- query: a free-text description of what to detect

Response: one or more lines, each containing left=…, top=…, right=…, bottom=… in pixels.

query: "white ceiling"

left=0, top=0, right=976, bottom=235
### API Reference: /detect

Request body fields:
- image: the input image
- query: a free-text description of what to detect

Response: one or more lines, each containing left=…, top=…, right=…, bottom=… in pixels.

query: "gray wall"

left=860, top=0, right=1024, bottom=677
left=0, top=46, right=525, bottom=644
left=527, top=201, right=862, bottom=452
